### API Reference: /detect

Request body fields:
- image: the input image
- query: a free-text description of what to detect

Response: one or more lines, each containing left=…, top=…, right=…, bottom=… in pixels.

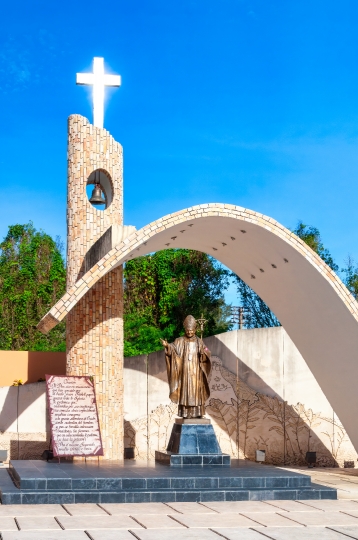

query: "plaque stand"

left=155, top=418, right=231, bottom=466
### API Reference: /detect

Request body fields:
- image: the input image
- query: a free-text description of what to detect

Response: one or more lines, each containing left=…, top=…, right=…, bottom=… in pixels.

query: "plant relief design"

left=124, top=355, right=356, bottom=466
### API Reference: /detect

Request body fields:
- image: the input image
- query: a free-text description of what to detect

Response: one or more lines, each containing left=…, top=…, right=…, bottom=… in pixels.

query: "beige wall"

left=1, top=327, right=357, bottom=466
left=0, top=351, right=66, bottom=387
left=0, top=382, right=49, bottom=461
left=124, top=328, right=358, bottom=467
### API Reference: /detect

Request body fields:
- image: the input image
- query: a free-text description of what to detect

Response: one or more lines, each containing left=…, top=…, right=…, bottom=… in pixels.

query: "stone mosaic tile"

left=265, top=500, right=324, bottom=512
left=63, top=504, right=109, bottom=516
left=328, top=526, right=358, bottom=539
left=15, top=517, right=62, bottom=530
left=162, top=513, right=259, bottom=528
left=86, top=532, right=140, bottom=540
left=240, top=512, right=303, bottom=527
left=0, top=517, right=18, bottom=531
left=165, top=502, right=218, bottom=514
left=0, top=504, right=68, bottom=516
left=301, top=500, right=358, bottom=511
left=100, top=502, right=176, bottom=515
left=241, top=528, right=347, bottom=540
left=125, top=530, right=223, bottom=540
left=56, top=515, right=142, bottom=530
left=130, top=514, right=186, bottom=529
left=275, top=511, right=358, bottom=526
left=202, top=501, right=284, bottom=513
left=211, top=530, right=281, bottom=540
left=1, top=533, right=88, bottom=540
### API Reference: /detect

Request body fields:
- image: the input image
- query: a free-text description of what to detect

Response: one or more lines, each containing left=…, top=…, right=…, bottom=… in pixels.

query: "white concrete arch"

left=38, top=203, right=358, bottom=450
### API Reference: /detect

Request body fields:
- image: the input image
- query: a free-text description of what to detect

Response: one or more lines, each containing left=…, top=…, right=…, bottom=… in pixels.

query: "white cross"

left=76, top=57, right=121, bottom=129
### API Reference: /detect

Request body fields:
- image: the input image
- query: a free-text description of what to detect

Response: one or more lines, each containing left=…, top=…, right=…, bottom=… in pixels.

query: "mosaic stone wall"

left=66, top=114, right=124, bottom=460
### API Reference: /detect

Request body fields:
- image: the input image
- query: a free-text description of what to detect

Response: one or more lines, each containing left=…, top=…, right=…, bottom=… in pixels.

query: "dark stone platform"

left=167, top=421, right=222, bottom=454
left=157, top=417, right=231, bottom=466
left=0, top=459, right=337, bottom=504
left=155, top=451, right=231, bottom=466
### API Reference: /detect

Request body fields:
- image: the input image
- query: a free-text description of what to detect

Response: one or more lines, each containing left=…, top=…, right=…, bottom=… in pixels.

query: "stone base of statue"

left=155, top=418, right=231, bottom=466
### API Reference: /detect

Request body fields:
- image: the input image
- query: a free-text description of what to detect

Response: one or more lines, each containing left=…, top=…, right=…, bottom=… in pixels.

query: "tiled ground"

left=2, top=499, right=358, bottom=539
left=298, top=466, right=358, bottom=500
left=1, top=468, right=358, bottom=539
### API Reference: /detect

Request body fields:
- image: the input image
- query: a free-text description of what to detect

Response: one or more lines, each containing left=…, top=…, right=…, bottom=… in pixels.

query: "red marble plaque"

left=46, top=375, right=104, bottom=457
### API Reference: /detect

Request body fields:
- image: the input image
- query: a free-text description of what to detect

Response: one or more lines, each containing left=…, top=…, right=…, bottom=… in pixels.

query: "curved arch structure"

left=38, top=203, right=358, bottom=450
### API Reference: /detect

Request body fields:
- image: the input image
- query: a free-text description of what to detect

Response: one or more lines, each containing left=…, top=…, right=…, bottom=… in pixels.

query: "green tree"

left=292, top=221, right=338, bottom=272
left=342, top=256, right=358, bottom=299
left=234, top=277, right=280, bottom=328
left=123, top=249, right=231, bottom=356
left=0, top=223, right=66, bottom=351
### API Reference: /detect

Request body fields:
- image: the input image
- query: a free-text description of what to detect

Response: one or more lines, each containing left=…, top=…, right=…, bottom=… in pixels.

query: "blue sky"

left=1, top=0, right=358, bottom=302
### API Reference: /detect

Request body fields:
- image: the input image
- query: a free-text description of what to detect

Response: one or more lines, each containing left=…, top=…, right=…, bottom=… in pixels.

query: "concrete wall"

left=124, top=327, right=358, bottom=467
left=1, top=327, right=357, bottom=466
left=0, top=351, right=66, bottom=387
left=0, top=382, right=49, bottom=461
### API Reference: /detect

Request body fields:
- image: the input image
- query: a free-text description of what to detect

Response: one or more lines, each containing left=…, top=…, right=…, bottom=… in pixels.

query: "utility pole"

left=229, top=305, right=250, bottom=460
left=230, top=306, right=247, bottom=330
left=230, top=306, right=241, bottom=460
left=239, top=307, right=244, bottom=330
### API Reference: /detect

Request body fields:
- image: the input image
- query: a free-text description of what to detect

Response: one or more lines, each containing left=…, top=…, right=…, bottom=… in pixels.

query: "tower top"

left=76, top=57, right=121, bottom=129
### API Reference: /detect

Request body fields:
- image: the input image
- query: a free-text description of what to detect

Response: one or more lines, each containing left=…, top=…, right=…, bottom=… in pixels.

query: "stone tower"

left=66, top=114, right=124, bottom=460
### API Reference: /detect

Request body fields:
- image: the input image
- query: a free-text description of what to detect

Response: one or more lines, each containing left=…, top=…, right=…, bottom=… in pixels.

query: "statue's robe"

left=165, top=336, right=211, bottom=418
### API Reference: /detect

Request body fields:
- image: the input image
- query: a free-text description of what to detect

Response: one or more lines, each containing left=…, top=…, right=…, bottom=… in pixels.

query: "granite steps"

left=0, top=460, right=337, bottom=505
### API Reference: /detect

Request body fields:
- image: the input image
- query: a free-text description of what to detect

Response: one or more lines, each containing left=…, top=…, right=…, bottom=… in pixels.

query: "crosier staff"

left=196, top=313, right=208, bottom=340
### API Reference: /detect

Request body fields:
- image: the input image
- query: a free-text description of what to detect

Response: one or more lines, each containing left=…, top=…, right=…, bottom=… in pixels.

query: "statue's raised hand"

left=160, top=338, right=169, bottom=349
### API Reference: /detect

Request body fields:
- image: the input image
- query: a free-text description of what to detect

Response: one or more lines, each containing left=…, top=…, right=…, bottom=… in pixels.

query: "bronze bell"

left=89, top=183, right=106, bottom=206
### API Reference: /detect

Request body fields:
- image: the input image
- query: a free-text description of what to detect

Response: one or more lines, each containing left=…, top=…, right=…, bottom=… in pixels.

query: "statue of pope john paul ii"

left=160, top=315, right=211, bottom=418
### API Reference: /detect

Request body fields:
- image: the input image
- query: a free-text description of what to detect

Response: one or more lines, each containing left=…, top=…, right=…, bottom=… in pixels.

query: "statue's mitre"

left=183, top=315, right=197, bottom=329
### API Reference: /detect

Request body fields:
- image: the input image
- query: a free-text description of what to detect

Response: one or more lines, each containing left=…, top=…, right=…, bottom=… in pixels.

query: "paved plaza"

left=3, top=478, right=358, bottom=540
left=3, top=463, right=358, bottom=538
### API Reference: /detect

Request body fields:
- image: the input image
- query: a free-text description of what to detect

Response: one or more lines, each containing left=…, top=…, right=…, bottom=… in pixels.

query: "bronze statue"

left=160, top=315, right=211, bottom=418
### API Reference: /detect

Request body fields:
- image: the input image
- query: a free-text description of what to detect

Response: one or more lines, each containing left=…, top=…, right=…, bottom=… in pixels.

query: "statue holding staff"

left=160, top=315, right=211, bottom=418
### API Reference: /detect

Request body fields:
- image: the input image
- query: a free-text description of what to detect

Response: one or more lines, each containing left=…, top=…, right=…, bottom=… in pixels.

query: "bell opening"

left=86, top=169, right=113, bottom=211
